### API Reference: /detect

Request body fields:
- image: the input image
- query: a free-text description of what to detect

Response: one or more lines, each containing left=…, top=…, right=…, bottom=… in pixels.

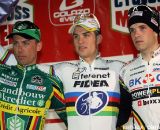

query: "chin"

left=79, top=54, right=86, bottom=58
left=18, top=61, right=27, bottom=66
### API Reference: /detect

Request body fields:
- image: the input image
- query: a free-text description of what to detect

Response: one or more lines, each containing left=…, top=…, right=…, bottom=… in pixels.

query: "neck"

left=83, top=57, right=95, bottom=64
left=141, top=43, right=160, bottom=61
left=82, top=52, right=98, bottom=64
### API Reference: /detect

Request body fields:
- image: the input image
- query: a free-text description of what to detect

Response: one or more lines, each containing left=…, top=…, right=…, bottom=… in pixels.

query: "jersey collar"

left=139, top=46, right=160, bottom=60
left=17, top=64, right=37, bottom=71
left=79, top=53, right=101, bottom=63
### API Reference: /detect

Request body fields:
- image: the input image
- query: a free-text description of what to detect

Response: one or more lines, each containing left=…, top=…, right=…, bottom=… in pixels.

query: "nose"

left=16, top=43, right=24, bottom=52
left=133, top=29, right=141, bottom=38
left=78, top=36, right=84, bottom=44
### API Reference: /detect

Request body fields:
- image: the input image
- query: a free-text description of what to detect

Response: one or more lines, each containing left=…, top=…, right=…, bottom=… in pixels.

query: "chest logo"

left=31, top=75, right=43, bottom=84
left=7, top=116, right=25, bottom=130
left=143, top=74, right=155, bottom=84
left=75, top=91, right=108, bottom=115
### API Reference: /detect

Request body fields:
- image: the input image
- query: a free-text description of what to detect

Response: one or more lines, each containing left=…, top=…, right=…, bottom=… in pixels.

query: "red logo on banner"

left=48, top=0, right=95, bottom=26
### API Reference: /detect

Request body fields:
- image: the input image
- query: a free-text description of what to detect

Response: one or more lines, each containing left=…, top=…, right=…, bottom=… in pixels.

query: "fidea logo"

left=110, top=1, right=159, bottom=33
left=48, top=0, right=95, bottom=26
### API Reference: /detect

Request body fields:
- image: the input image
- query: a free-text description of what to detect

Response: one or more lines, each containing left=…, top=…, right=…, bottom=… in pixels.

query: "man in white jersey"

left=53, top=14, right=131, bottom=130
left=120, top=4, right=160, bottom=130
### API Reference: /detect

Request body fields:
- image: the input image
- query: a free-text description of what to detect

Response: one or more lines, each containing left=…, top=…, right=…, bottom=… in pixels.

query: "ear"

left=96, top=34, right=103, bottom=45
left=37, top=41, right=42, bottom=52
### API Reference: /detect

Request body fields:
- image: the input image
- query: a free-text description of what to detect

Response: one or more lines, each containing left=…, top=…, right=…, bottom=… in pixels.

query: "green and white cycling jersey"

left=0, top=64, right=67, bottom=130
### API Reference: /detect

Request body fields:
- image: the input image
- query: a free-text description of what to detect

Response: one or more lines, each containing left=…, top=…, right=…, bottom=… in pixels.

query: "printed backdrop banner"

left=0, top=1, right=160, bottom=64
left=0, top=0, right=159, bottom=63
left=0, top=0, right=160, bottom=129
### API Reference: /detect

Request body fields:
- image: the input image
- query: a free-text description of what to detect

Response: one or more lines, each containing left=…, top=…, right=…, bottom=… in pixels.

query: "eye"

left=83, top=32, right=90, bottom=37
left=129, top=28, right=135, bottom=33
left=23, top=40, right=31, bottom=46
left=12, top=39, right=33, bottom=47
left=73, top=34, right=79, bottom=40
left=139, top=25, right=147, bottom=31
left=12, top=41, right=18, bottom=47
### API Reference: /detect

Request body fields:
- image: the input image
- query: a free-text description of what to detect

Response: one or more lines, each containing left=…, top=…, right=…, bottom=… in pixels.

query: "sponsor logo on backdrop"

left=48, top=0, right=95, bottom=26
left=0, top=0, right=33, bottom=47
left=60, top=0, right=84, bottom=11
left=110, top=0, right=160, bottom=33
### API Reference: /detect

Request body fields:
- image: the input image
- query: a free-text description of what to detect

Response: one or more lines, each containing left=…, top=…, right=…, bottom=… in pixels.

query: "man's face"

left=129, top=23, right=158, bottom=54
left=72, top=26, right=101, bottom=62
left=12, top=35, right=42, bottom=66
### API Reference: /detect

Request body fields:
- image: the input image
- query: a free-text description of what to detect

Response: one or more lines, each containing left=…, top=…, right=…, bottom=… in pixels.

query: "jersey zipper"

left=147, top=60, right=160, bottom=128
left=14, top=68, right=26, bottom=129
left=89, top=64, right=92, bottom=130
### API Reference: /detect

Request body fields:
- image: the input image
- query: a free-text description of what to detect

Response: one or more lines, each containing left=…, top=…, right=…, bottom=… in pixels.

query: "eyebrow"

left=131, top=24, right=147, bottom=29
left=73, top=31, right=90, bottom=35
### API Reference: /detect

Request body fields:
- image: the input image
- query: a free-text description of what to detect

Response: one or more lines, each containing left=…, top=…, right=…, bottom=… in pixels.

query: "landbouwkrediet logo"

left=48, top=0, right=95, bottom=26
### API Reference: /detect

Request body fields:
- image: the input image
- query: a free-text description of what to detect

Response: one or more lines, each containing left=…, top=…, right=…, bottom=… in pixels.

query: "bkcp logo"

left=48, top=0, right=95, bottom=26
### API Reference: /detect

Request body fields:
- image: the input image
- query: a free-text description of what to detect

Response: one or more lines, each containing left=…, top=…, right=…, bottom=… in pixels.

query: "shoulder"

left=105, top=59, right=126, bottom=70
left=36, top=64, right=63, bottom=84
left=120, top=57, right=139, bottom=77
left=95, top=58, right=125, bottom=73
left=121, top=57, right=139, bottom=71
left=97, top=57, right=124, bottom=64
left=54, top=62, right=77, bottom=70
left=106, top=59, right=125, bottom=65
left=36, top=64, right=52, bottom=75
left=0, top=63, right=11, bottom=71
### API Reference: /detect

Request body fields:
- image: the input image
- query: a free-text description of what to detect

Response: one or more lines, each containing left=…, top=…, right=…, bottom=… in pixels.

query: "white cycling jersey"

left=120, top=47, right=160, bottom=130
left=53, top=55, right=124, bottom=130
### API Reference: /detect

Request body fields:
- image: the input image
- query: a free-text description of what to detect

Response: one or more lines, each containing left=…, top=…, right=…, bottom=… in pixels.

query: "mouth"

left=134, top=40, right=143, bottom=44
left=79, top=46, right=87, bottom=51
left=17, top=56, right=26, bottom=60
